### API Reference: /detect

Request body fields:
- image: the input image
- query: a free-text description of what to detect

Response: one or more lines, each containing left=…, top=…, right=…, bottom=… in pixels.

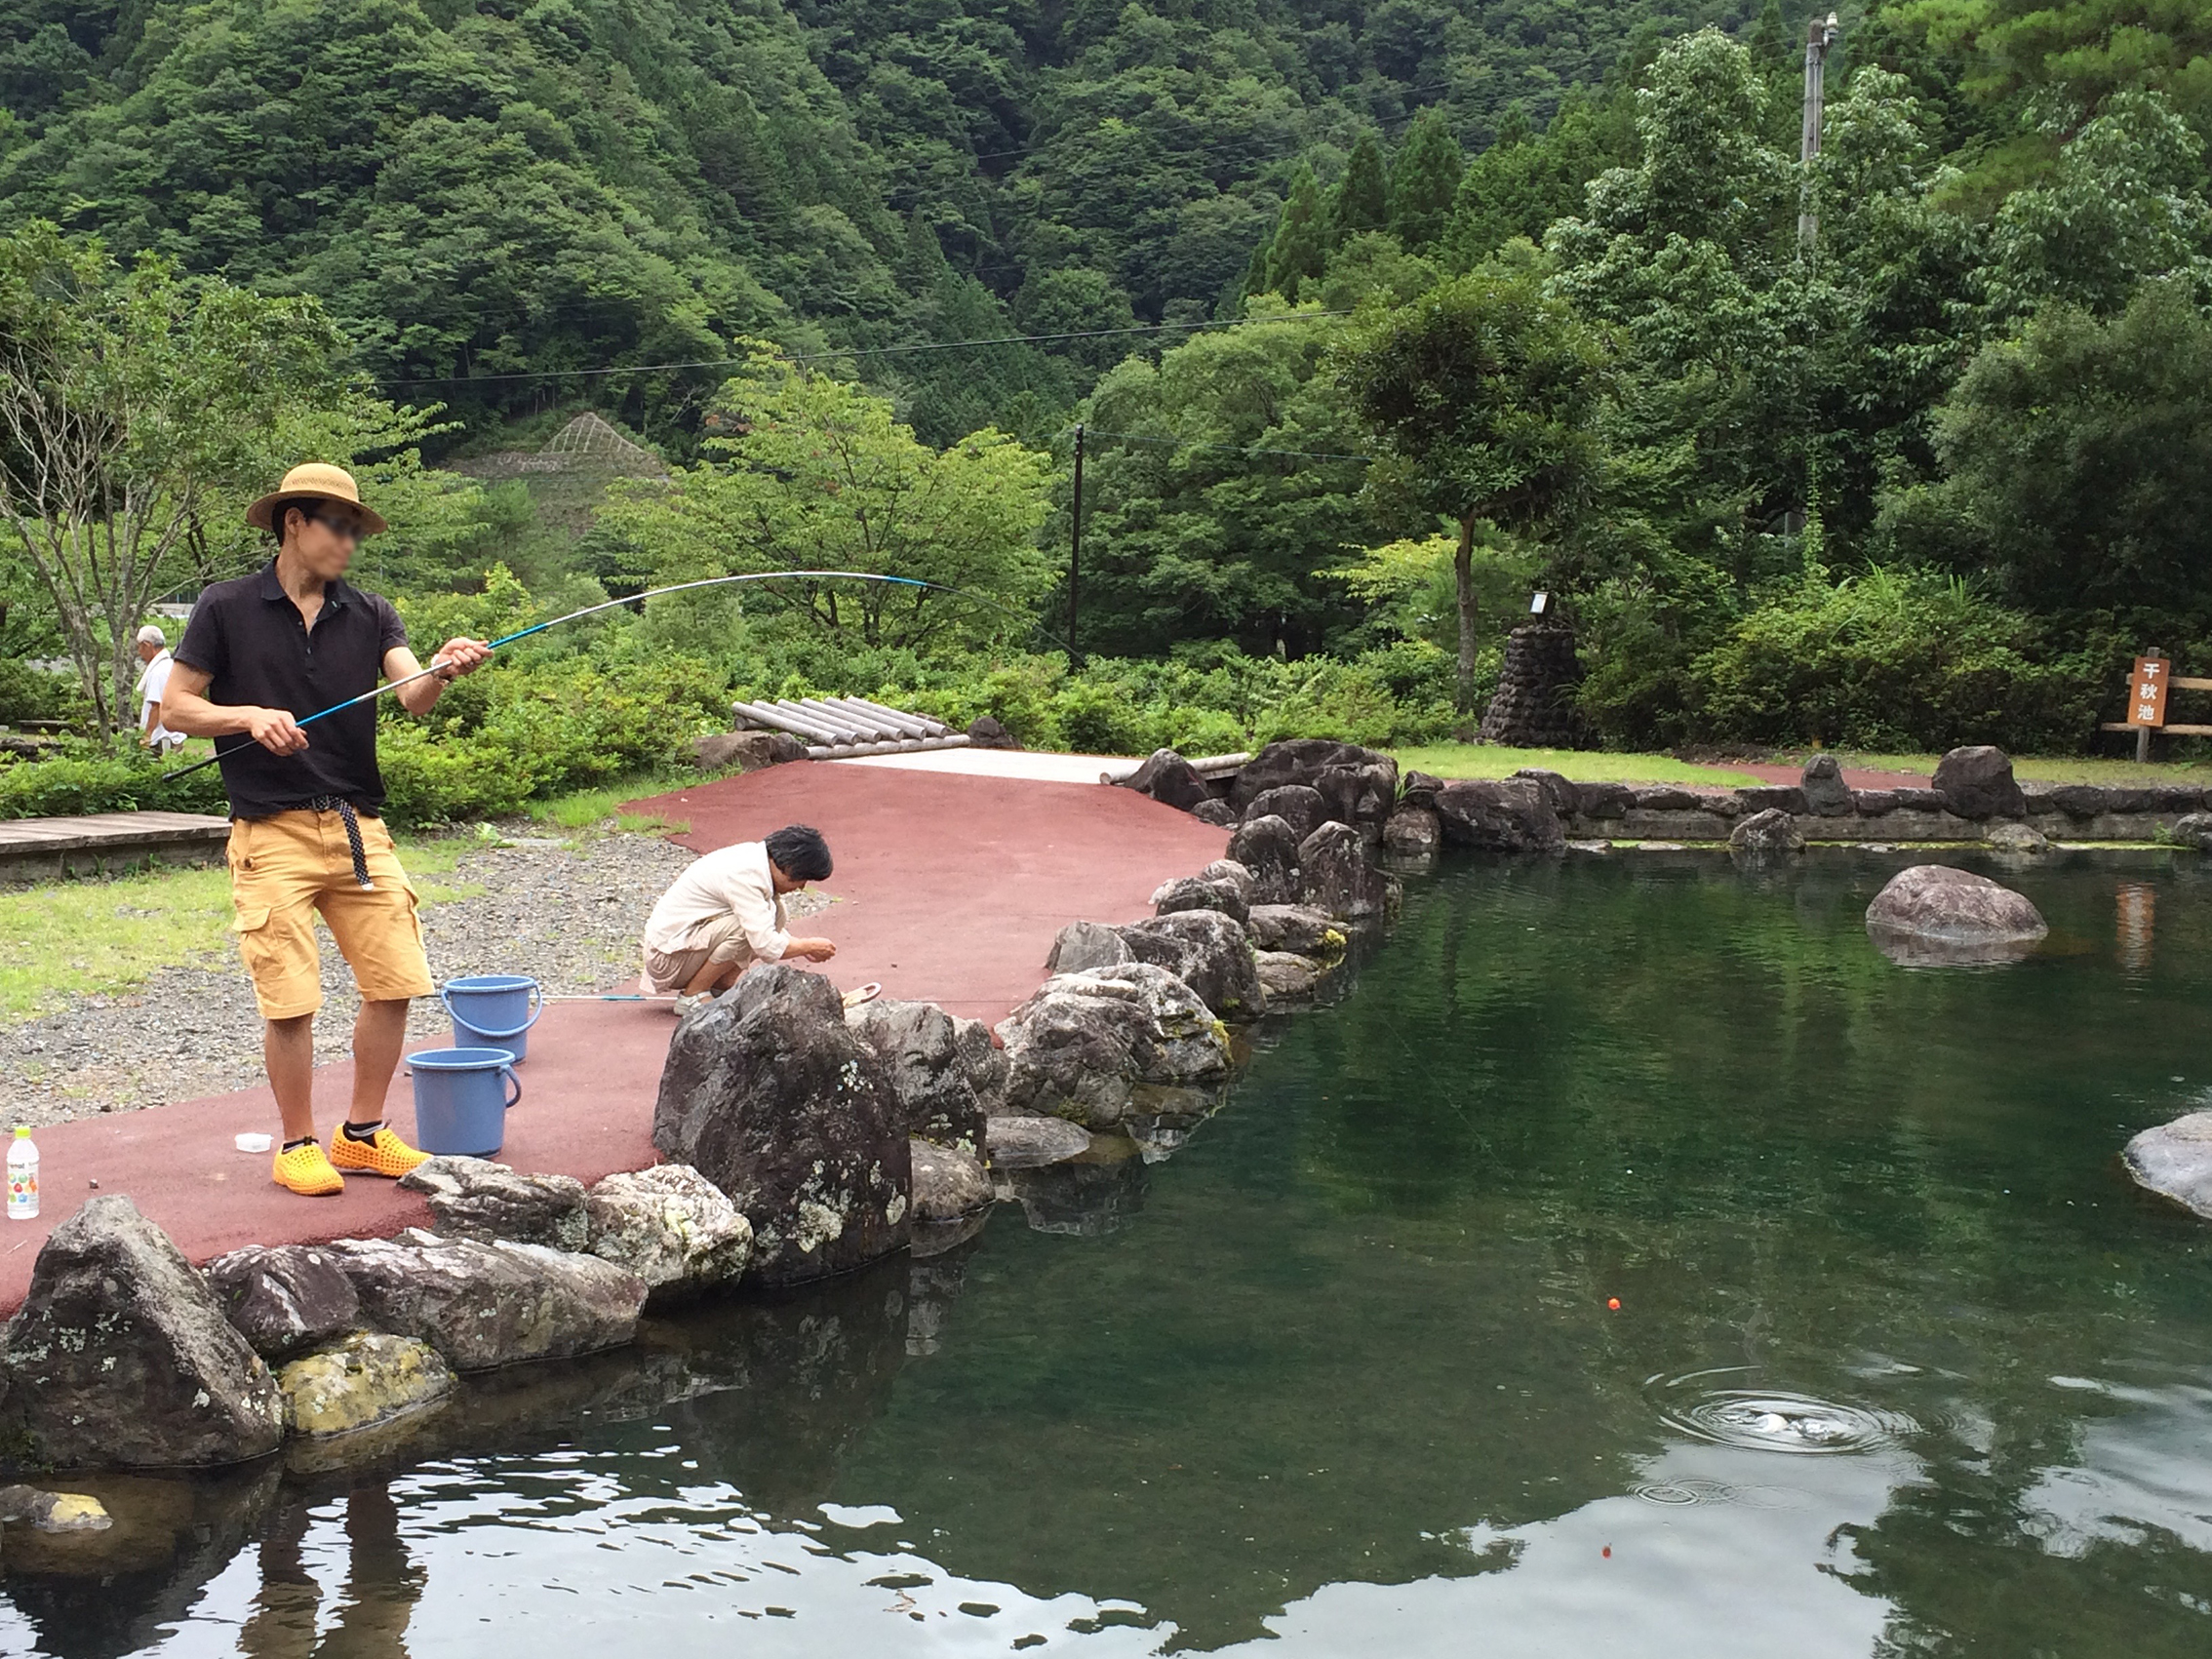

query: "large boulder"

left=1575, top=781, right=1634, bottom=821
left=994, top=962, right=1232, bottom=1128
left=1382, top=805, right=1442, bottom=857
left=847, top=996, right=988, bottom=1153
left=1045, top=919, right=1132, bottom=975
left=1865, top=864, right=2048, bottom=967
left=1510, top=769, right=1582, bottom=817
left=1118, top=907, right=1267, bottom=1018
left=1729, top=808, right=1803, bottom=859
left=2172, top=811, right=2212, bottom=851
left=205, top=1244, right=363, bottom=1363
left=1229, top=739, right=1391, bottom=810
left=1246, top=903, right=1345, bottom=957
left=1298, top=820, right=1394, bottom=919
left=585, top=1165, right=754, bottom=1307
left=1122, top=747, right=1212, bottom=812
left=1986, top=821, right=2051, bottom=855
left=1799, top=754, right=1854, bottom=816
left=1242, top=784, right=1328, bottom=842
left=1226, top=813, right=1302, bottom=903
left=692, top=730, right=805, bottom=773
left=1254, top=951, right=1330, bottom=999
left=327, top=1230, right=647, bottom=1371
left=654, top=964, right=912, bottom=1284
left=1932, top=746, right=2026, bottom=820
left=1399, top=770, right=1445, bottom=808
left=276, top=1332, right=454, bottom=1439
left=950, top=1014, right=1008, bottom=1116
left=910, top=1140, right=992, bottom=1220
left=0, top=1196, right=283, bottom=1468
left=2123, top=1112, right=2212, bottom=1220
left=967, top=714, right=1020, bottom=750
left=984, top=1115, right=1093, bottom=1168
left=1198, top=858, right=1257, bottom=902
left=1313, top=759, right=1401, bottom=829
left=397, top=1157, right=588, bottom=1250
left=1150, top=875, right=1250, bottom=927
left=1190, top=798, right=1238, bottom=827
left=1433, top=779, right=1564, bottom=854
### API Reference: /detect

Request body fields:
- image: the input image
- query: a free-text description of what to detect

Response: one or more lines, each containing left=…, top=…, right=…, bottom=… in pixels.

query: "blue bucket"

left=407, top=1047, right=522, bottom=1158
left=440, top=974, right=543, bottom=1062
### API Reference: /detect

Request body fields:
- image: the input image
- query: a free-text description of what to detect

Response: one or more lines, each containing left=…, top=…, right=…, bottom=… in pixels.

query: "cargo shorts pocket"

left=231, top=902, right=319, bottom=1018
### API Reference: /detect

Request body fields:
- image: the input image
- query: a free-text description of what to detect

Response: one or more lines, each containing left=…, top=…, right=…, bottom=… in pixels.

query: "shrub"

left=0, top=747, right=227, bottom=818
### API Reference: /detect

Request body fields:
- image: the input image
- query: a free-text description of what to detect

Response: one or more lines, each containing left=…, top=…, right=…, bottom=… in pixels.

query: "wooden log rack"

left=731, top=695, right=971, bottom=760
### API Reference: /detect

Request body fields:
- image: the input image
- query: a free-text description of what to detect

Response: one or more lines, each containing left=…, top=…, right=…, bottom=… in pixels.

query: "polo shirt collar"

left=257, top=560, right=355, bottom=611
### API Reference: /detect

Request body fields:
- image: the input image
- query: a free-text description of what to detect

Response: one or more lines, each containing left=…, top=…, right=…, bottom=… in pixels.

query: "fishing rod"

left=162, top=570, right=1059, bottom=783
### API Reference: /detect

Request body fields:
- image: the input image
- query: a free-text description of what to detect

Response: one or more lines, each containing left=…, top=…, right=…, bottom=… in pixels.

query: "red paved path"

left=0, top=765, right=1224, bottom=1313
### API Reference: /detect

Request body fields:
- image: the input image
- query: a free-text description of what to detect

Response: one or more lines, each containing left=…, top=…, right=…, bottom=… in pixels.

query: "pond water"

left=11, top=851, right=2212, bottom=1658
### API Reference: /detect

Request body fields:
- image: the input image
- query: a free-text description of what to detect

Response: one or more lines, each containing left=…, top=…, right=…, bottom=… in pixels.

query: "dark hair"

left=267, top=498, right=314, bottom=545
left=766, top=823, right=832, bottom=882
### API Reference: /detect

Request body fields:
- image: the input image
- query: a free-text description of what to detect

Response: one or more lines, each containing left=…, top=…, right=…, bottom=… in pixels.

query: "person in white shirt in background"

left=133, top=624, right=185, bottom=754
left=639, top=823, right=839, bottom=1012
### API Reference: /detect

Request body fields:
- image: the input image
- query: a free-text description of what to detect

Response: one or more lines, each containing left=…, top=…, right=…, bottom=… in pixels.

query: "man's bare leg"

left=680, top=959, right=745, bottom=996
left=265, top=1013, right=318, bottom=1144
left=347, top=998, right=411, bottom=1128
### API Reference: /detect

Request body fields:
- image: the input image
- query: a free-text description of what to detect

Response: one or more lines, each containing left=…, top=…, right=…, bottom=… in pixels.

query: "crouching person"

left=640, top=824, right=838, bottom=1011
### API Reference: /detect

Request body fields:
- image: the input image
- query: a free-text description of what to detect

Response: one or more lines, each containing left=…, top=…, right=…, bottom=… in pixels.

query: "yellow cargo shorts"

left=226, top=810, right=433, bottom=1020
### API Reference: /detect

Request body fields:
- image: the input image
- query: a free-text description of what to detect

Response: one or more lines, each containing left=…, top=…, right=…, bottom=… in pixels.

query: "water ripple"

left=1647, top=1368, right=1918, bottom=1456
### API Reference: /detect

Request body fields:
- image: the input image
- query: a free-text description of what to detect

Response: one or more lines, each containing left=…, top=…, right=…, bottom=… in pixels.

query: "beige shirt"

left=641, top=842, right=790, bottom=963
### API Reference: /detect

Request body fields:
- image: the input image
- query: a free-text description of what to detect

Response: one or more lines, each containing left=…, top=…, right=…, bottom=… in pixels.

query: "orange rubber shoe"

left=272, top=1141, right=345, bottom=1197
left=328, top=1125, right=431, bottom=1179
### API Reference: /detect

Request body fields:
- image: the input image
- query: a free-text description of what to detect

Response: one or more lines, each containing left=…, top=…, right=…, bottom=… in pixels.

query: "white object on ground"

left=234, top=1132, right=273, bottom=1154
left=7, top=1126, right=36, bottom=1219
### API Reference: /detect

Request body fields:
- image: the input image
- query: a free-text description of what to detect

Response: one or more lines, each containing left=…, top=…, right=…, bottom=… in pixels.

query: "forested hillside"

left=0, top=0, right=1754, bottom=442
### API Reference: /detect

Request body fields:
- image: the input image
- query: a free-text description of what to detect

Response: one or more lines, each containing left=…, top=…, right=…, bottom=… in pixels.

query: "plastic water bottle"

left=7, top=1127, right=38, bottom=1220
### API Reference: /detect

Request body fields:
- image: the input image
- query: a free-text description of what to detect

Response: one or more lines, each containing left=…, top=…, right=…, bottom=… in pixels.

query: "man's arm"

left=139, top=698, right=158, bottom=746
left=162, top=661, right=309, bottom=755
left=384, top=638, right=492, bottom=716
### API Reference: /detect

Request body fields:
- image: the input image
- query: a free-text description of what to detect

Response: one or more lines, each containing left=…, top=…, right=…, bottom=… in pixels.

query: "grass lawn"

left=1805, top=750, right=2212, bottom=785
left=1386, top=744, right=1763, bottom=786
left=0, top=834, right=479, bottom=1025
left=524, top=769, right=692, bottom=835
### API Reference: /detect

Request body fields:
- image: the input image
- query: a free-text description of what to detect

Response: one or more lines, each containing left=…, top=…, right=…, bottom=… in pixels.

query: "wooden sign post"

left=2129, top=652, right=2168, bottom=763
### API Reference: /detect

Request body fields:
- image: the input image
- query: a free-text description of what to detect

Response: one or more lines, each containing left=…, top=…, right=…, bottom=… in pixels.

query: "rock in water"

left=994, top=963, right=1232, bottom=1128
left=1865, top=864, right=2048, bottom=966
left=985, top=1115, right=1093, bottom=1168
left=0, top=1195, right=283, bottom=1468
left=328, top=1231, right=647, bottom=1370
left=1118, top=909, right=1268, bottom=1017
left=585, top=1165, right=753, bottom=1306
left=1298, top=821, right=1393, bottom=919
left=1932, top=746, right=2026, bottom=820
left=1798, top=754, right=1854, bottom=816
left=2170, top=811, right=2212, bottom=851
left=1246, top=903, right=1345, bottom=956
left=1254, top=951, right=1329, bottom=998
left=277, top=1332, right=454, bottom=1438
left=2123, top=1112, right=2212, bottom=1219
left=1190, top=798, right=1238, bottom=827
left=1729, top=808, right=1803, bottom=858
left=1044, top=919, right=1132, bottom=975
left=1314, top=761, right=1401, bottom=830
left=653, top=963, right=911, bottom=1285
left=1432, top=779, right=1565, bottom=853
left=847, top=997, right=988, bottom=1153
left=205, top=1244, right=363, bottom=1363
left=397, top=1157, right=589, bottom=1250
left=1150, top=875, right=1250, bottom=927
left=1986, top=821, right=2050, bottom=854
left=1242, top=783, right=1329, bottom=842
left=1226, top=814, right=1302, bottom=903
left=910, top=1139, right=992, bottom=1220
left=1382, top=805, right=1442, bottom=857
left=950, top=1014, right=1008, bottom=1116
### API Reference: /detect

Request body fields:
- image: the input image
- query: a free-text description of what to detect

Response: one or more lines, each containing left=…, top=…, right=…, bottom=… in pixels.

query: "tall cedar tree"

left=1389, top=109, right=1467, bottom=252
left=1264, top=163, right=1330, bottom=299
left=1331, top=132, right=1392, bottom=244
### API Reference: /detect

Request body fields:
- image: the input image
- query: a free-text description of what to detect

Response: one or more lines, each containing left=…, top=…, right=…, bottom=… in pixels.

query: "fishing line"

left=161, top=569, right=1061, bottom=783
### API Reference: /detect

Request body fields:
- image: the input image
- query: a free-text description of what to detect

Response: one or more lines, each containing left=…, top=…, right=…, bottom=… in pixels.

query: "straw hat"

left=245, top=462, right=388, bottom=535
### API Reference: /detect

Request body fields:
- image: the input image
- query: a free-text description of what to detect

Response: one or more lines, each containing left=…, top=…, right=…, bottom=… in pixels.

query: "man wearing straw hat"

left=162, top=463, right=493, bottom=1197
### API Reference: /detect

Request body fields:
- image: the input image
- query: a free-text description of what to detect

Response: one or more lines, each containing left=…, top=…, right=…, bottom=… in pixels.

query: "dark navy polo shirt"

left=175, top=562, right=409, bottom=818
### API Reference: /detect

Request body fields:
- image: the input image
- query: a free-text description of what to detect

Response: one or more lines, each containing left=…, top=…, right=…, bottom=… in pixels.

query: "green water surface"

left=10, top=851, right=2212, bottom=1657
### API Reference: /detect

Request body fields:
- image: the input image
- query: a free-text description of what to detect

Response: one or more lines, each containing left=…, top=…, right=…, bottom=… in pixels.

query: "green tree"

left=0, top=222, right=355, bottom=732
left=1389, top=109, right=1466, bottom=252
left=1890, top=0, right=2212, bottom=125
left=1264, top=163, right=1331, bottom=300
left=601, top=350, right=1053, bottom=652
left=1331, top=132, right=1392, bottom=245
left=1338, top=265, right=1609, bottom=710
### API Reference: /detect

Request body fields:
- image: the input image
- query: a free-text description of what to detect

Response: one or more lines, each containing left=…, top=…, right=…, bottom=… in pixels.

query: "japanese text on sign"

left=2129, top=656, right=2168, bottom=729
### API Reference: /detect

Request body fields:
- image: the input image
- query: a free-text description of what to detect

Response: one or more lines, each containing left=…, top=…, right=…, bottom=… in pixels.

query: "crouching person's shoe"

left=328, top=1123, right=431, bottom=1179
left=272, top=1140, right=345, bottom=1197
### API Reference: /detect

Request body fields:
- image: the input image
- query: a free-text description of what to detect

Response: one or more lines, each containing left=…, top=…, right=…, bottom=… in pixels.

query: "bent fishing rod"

left=162, top=568, right=1059, bottom=783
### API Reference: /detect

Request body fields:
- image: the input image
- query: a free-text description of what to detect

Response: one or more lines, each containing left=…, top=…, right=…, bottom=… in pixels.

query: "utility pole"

left=1067, top=422, right=1085, bottom=669
left=1798, top=12, right=1841, bottom=251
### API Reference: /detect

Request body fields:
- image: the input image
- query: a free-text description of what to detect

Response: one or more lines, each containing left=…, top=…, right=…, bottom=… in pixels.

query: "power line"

left=1077, top=427, right=1373, bottom=462
left=375, top=310, right=1360, bottom=389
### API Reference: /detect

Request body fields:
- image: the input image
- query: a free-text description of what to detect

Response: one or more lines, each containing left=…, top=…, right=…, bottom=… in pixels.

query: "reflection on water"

left=10, top=850, right=2212, bottom=1656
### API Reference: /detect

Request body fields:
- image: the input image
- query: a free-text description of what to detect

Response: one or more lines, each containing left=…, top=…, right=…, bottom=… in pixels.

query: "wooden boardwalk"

left=0, top=810, right=230, bottom=883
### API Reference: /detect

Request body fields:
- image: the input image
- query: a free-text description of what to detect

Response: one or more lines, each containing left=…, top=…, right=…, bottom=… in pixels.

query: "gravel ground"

left=0, top=832, right=832, bottom=1127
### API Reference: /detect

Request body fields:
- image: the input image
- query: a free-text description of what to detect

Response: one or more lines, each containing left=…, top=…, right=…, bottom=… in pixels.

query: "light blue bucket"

left=440, top=974, right=543, bottom=1061
left=407, top=1047, right=522, bottom=1158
